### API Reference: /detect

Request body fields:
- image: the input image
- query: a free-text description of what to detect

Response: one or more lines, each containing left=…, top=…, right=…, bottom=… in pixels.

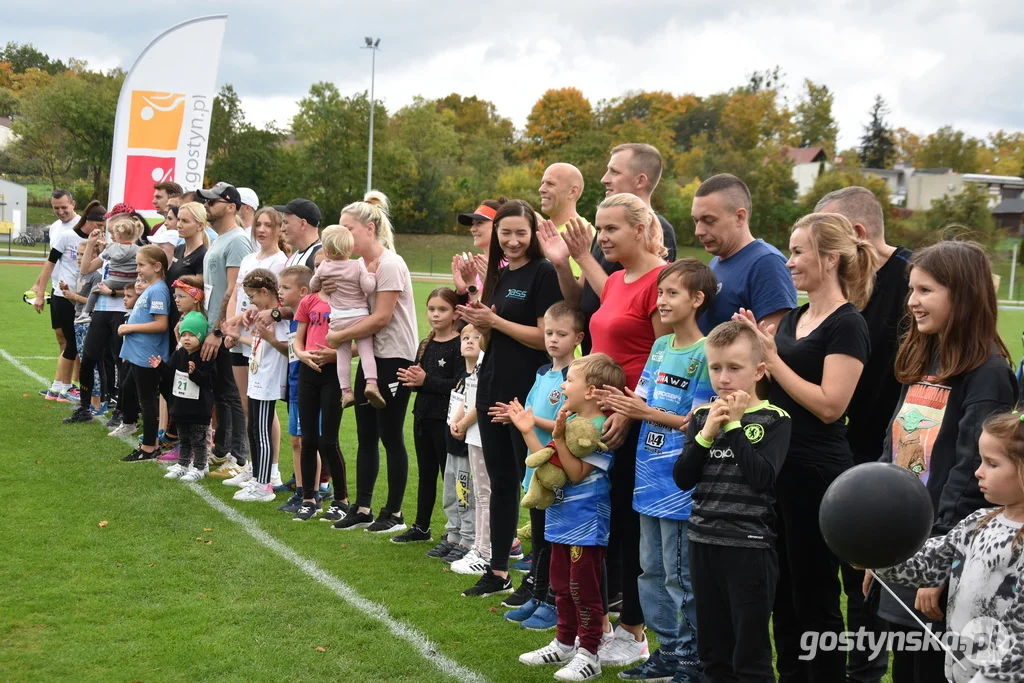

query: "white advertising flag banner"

left=107, top=15, right=228, bottom=216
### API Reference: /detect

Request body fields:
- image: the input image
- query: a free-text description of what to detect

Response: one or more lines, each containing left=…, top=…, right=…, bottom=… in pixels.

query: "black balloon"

left=819, top=463, right=934, bottom=568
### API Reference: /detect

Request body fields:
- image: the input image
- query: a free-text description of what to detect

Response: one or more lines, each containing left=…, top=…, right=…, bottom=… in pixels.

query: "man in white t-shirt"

left=47, top=188, right=79, bottom=250
left=238, top=187, right=259, bottom=239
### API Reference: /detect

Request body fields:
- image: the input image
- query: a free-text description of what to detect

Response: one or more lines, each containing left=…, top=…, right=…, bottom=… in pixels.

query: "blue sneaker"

left=90, top=401, right=109, bottom=416
left=273, top=474, right=297, bottom=493
left=521, top=601, right=557, bottom=631
left=504, top=597, right=541, bottom=623
left=511, top=553, right=533, bottom=572
left=619, top=648, right=677, bottom=681
left=509, top=539, right=524, bottom=560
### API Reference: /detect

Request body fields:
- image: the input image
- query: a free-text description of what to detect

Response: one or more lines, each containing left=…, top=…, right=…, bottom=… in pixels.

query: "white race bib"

left=288, top=330, right=298, bottom=364
left=172, top=369, right=200, bottom=400
left=203, top=284, right=213, bottom=313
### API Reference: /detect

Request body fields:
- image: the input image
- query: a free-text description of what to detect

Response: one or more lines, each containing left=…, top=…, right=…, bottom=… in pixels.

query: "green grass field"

left=3, top=254, right=1022, bottom=682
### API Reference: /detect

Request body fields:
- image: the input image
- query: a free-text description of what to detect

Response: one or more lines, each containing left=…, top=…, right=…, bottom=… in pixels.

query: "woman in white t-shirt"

left=224, top=207, right=288, bottom=402
left=326, top=191, right=419, bottom=534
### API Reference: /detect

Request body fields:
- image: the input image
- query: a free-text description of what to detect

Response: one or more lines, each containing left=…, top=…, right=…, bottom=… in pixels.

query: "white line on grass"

left=1, top=347, right=488, bottom=683
left=13, top=355, right=56, bottom=360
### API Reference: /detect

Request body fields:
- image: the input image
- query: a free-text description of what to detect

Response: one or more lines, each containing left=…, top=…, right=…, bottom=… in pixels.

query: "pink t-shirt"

left=588, top=266, right=665, bottom=391
left=310, top=258, right=376, bottom=312
left=295, top=293, right=333, bottom=354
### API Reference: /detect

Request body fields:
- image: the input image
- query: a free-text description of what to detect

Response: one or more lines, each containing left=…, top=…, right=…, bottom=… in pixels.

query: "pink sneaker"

left=159, top=445, right=181, bottom=462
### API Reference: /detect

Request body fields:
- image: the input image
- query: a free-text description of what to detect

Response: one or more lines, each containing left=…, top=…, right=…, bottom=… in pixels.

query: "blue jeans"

left=638, top=514, right=698, bottom=660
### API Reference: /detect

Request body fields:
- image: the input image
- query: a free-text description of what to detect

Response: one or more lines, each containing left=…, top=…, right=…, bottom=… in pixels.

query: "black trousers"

left=121, top=363, right=161, bottom=447
left=79, top=311, right=124, bottom=404
left=773, top=457, right=850, bottom=683
left=413, top=417, right=448, bottom=530
left=888, top=621, right=947, bottom=683
left=476, top=414, right=528, bottom=572
left=528, top=506, right=552, bottom=602
left=354, top=357, right=413, bottom=512
left=213, top=344, right=248, bottom=464
left=606, top=421, right=644, bottom=626
left=298, top=363, right=347, bottom=501
left=690, top=541, right=778, bottom=683
left=841, top=563, right=889, bottom=683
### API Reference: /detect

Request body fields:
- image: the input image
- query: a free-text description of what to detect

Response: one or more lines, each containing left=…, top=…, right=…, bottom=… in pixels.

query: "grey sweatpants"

left=443, top=452, right=475, bottom=549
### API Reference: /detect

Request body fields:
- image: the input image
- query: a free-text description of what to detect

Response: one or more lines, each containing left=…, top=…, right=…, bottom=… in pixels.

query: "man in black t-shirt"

left=816, top=185, right=910, bottom=683
left=540, top=143, right=677, bottom=353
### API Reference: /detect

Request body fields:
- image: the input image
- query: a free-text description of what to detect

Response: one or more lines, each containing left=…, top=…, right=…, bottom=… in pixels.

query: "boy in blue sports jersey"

left=599, top=259, right=718, bottom=682
left=509, top=353, right=627, bottom=683
left=499, top=301, right=585, bottom=629
left=673, top=322, right=791, bottom=683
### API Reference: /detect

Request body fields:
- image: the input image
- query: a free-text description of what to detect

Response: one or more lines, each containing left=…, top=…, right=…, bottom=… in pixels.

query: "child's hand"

left=505, top=398, right=535, bottom=434
left=487, top=402, right=512, bottom=424
left=597, top=386, right=651, bottom=421
left=914, top=586, right=945, bottom=621
left=725, top=391, right=748, bottom=424
left=449, top=422, right=466, bottom=441
left=700, top=400, right=731, bottom=442
left=147, top=355, right=161, bottom=368
left=58, top=280, right=70, bottom=292
left=117, top=324, right=131, bottom=336
left=89, top=228, right=102, bottom=241
left=397, top=364, right=426, bottom=387
left=552, top=406, right=570, bottom=441
left=188, top=360, right=196, bottom=373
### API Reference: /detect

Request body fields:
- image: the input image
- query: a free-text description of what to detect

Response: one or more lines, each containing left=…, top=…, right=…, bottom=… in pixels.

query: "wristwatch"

left=270, top=307, right=282, bottom=322
left=213, top=328, right=224, bottom=338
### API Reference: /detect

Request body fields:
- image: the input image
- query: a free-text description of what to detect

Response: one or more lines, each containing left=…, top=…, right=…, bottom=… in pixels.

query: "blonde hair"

left=137, top=244, right=168, bottom=276
left=341, top=190, right=395, bottom=252
left=461, top=323, right=487, bottom=351
left=321, top=224, right=355, bottom=259
left=597, top=193, right=667, bottom=259
left=178, top=201, right=210, bottom=248
left=253, top=206, right=287, bottom=254
left=976, top=411, right=1024, bottom=556
left=791, top=212, right=877, bottom=310
left=109, top=215, right=143, bottom=242
left=570, top=353, right=626, bottom=392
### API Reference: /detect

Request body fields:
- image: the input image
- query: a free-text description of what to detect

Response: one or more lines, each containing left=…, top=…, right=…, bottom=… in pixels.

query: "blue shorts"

left=288, top=400, right=301, bottom=437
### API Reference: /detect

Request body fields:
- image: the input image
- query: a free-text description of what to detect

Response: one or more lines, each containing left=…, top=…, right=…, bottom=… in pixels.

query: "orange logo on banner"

left=127, top=91, right=186, bottom=150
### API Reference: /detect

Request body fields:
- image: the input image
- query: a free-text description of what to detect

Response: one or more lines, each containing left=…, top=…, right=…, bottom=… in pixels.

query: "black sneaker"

left=105, top=410, right=123, bottom=429
left=292, top=500, right=320, bottom=522
left=277, top=491, right=303, bottom=513
left=333, top=509, right=374, bottom=530
left=608, top=592, right=623, bottom=616
left=461, top=570, right=513, bottom=598
left=391, top=524, right=431, bottom=544
left=501, top=576, right=536, bottom=608
left=442, top=545, right=469, bottom=564
left=121, top=448, right=158, bottom=463
left=365, top=509, right=408, bottom=534
left=63, top=406, right=94, bottom=424
left=427, top=539, right=454, bottom=559
left=320, top=500, right=350, bottom=523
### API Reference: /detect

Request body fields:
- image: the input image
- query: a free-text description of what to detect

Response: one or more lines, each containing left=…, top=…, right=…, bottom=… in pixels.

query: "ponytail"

left=342, top=190, right=395, bottom=252
left=792, top=212, right=877, bottom=311
left=846, top=239, right=877, bottom=310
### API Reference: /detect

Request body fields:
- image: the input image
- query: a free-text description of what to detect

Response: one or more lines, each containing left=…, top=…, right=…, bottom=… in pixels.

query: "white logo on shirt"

left=709, top=448, right=734, bottom=459
left=151, top=300, right=165, bottom=312
left=438, top=358, right=446, bottom=367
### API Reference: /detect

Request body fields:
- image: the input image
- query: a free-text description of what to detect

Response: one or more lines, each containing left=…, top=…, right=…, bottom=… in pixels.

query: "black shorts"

left=49, top=294, right=76, bottom=332
left=231, top=351, right=248, bottom=367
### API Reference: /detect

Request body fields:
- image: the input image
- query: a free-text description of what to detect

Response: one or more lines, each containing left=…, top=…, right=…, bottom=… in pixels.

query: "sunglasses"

left=201, top=197, right=227, bottom=206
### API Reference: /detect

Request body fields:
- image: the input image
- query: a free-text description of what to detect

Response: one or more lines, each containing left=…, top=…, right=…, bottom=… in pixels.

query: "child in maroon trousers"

left=509, top=354, right=627, bottom=682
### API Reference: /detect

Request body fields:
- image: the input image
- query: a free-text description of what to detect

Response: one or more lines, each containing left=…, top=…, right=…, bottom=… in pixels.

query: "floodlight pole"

left=364, top=38, right=380, bottom=194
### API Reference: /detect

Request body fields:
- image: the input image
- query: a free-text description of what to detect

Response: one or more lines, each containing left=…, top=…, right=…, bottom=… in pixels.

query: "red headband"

left=172, top=280, right=204, bottom=301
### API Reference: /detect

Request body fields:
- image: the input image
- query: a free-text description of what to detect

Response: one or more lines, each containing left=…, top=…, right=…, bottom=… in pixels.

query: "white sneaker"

left=234, top=481, right=275, bottom=502
left=180, top=465, right=208, bottom=482
left=450, top=548, right=489, bottom=575
left=596, top=625, right=649, bottom=667
left=223, top=462, right=253, bottom=488
left=270, top=470, right=284, bottom=488
left=554, top=649, right=601, bottom=681
left=519, top=638, right=577, bottom=666
left=109, top=423, right=138, bottom=438
left=163, top=463, right=187, bottom=479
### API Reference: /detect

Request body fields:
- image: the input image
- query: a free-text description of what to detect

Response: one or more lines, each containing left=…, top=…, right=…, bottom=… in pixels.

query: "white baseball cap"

left=148, top=229, right=180, bottom=245
left=237, top=187, right=259, bottom=210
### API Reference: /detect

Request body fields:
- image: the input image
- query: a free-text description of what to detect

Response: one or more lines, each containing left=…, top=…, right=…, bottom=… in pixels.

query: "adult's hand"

left=452, top=254, right=477, bottom=293
left=563, top=217, right=594, bottom=260
left=536, top=218, right=570, bottom=267
left=472, top=253, right=488, bottom=280
left=32, top=287, right=45, bottom=313
left=602, top=412, right=633, bottom=450
left=455, top=301, right=497, bottom=331
left=732, top=308, right=778, bottom=366
left=201, top=333, right=222, bottom=362
left=320, top=278, right=339, bottom=296
left=96, top=283, right=113, bottom=296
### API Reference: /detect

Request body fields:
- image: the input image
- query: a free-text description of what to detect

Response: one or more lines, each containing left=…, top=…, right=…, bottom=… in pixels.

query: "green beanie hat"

left=179, top=311, right=208, bottom=344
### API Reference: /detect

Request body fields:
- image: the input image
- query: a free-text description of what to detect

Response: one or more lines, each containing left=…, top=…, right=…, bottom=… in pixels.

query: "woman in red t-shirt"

left=587, top=192, right=671, bottom=663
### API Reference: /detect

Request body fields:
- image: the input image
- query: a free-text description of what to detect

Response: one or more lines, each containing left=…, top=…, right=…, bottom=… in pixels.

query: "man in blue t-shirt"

left=692, top=174, right=796, bottom=334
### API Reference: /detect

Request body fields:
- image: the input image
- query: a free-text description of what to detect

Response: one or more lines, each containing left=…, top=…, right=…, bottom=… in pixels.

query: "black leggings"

left=529, top=507, right=552, bottom=602
left=248, top=398, right=276, bottom=485
left=354, top=357, right=413, bottom=512
left=413, top=417, right=448, bottom=529
left=121, top=363, right=160, bottom=447
left=606, top=421, right=644, bottom=626
left=51, top=295, right=77, bottom=361
left=298, top=363, right=348, bottom=501
left=79, top=311, right=124, bottom=404
left=476, top=414, right=529, bottom=572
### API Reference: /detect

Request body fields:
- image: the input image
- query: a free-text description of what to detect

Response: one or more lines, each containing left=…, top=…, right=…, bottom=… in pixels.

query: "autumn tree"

left=982, top=131, right=1024, bottom=176
left=917, top=126, right=982, bottom=172
left=799, top=168, right=891, bottom=217
left=795, top=80, right=839, bottom=156
left=524, top=88, right=593, bottom=161
left=0, top=42, right=67, bottom=75
left=926, top=182, right=997, bottom=245
left=892, top=127, right=922, bottom=166
left=860, top=95, right=896, bottom=169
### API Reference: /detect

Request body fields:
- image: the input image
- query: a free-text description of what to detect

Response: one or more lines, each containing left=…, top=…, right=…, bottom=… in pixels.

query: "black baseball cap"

left=274, top=198, right=322, bottom=228
left=196, top=182, right=242, bottom=209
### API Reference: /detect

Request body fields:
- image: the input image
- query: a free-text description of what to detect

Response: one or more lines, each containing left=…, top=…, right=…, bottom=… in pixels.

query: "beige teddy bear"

left=521, top=417, right=608, bottom=510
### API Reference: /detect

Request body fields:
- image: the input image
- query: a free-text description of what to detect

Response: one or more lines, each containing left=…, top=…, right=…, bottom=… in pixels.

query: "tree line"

left=0, top=41, right=1014, bottom=247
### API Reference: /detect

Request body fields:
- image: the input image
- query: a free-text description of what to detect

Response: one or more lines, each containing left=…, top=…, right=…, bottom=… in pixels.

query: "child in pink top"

left=309, top=225, right=384, bottom=409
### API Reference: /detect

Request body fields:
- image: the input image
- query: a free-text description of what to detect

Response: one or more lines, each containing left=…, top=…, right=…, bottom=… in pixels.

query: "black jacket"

left=157, top=347, right=217, bottom=424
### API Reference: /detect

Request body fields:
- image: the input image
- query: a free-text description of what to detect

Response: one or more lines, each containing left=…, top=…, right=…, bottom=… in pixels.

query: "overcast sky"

left=4, top=0, right=1022, bottom=152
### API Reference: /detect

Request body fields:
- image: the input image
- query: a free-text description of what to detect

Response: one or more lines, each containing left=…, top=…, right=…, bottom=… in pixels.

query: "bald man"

left=538, top=163, right=588, bottom=278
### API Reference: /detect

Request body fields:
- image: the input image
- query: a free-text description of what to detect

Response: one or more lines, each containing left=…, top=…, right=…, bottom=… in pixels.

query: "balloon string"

left=867, top=570, right=967, bottom=671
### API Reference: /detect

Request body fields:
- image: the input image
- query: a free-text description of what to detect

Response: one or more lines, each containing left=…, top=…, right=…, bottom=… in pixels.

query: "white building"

left=0, top=177, right=28, bottom=239
left=783, top=146, right=831, bottom=197
left=0, top=117, right=13, bottom=150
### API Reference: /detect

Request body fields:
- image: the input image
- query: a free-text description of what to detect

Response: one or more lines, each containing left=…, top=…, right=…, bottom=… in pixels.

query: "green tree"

left=926, top=182, right=998, bottom=245
left=794, top=80, right=839, bottom=156
left=494, top=164, right=542, bottom=207
left=524, top=88, right=593, bottom=161
left=0, top=42, right=67, bottom=75
left=207, top=84, right=246, bottom=169
left=0, top=86, right=16, bottom=117
left=917, top=126, right=982, bottom=172
left=205, top=124, right=287, bottom=200
left=799, top=168, right=891, bottom=217
left=859, top=95, right=896, bottom=169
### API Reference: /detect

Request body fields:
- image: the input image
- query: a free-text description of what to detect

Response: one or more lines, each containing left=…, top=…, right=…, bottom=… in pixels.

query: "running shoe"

left=504, top=597, right=541, bottom=623
left=333, top=509, right=374, bottom=530
left=105, top=410, right=123, bottom=428
left=158, top=446, right=180, bottom=463
left=502, top=576, right=535, bottom=608
left=164, top=463, right=187, bottom=479
left=598, top=626, right=649, bottom=668
left=519, top=639, right=577, bottom=666
left=109, top=423, right=138, bottom=438
left=427, top=539, right=454, bottom=559
left=522, top=602, right=558, bottom=631
left=450, top=548, right=489, bottom=575
left=555, top=650, right=601, bottom=682
left=442, top=545, right=469, bottom=564
left=180, top=466, right=208, bottom=482
left=509, top=539, right=524, bottom=560
left=62, top=406, right=94, bottom=424
left=278, top=491, right=304, bottom=513
left=292, top=500, right=320, bottom=522
left=320, top=500, right=350, bottom=523
left=223, top=464, right=253, bottom=488
left=234, top=481, right=275, bottom=502
left=511, top=553, right=533, bottom=572
left=121, top=448, right=158, bottom=463
left=365, top=509, right=407, bottom=534
left=273, top=474, right=297, bottom=493
left=461, top=570, right=513, bottom=598
left=391, top=524, right=431, bottom=544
